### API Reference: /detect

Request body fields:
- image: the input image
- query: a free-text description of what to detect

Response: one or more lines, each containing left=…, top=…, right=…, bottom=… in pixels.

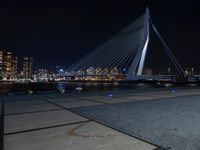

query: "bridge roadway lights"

left=125, top=75, right=174, bottom=82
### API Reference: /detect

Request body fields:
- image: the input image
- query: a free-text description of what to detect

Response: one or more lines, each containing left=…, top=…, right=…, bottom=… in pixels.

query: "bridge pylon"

left=66, top=7, right=185, bottom=81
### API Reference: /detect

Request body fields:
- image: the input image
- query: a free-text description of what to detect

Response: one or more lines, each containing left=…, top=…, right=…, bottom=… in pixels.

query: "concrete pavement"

left=2, top=92, right=159, bottom=150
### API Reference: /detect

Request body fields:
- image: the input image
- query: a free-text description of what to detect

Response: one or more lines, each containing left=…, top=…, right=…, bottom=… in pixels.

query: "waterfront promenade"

left=1, top=86, right=200, bottom=150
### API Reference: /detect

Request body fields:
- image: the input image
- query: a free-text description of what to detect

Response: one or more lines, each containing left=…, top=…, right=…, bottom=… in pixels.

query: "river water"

left=0, top=82, right=199, bottom=95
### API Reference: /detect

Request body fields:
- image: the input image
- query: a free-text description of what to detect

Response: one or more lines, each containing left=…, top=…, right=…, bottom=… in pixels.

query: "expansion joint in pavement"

left=5, top=108, right=63, bottom=116
left=4, top=120, right=91, bottom=136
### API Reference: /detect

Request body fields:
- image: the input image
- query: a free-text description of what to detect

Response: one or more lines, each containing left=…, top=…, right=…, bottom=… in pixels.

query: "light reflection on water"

left=56, top=82, right=65, bottom=91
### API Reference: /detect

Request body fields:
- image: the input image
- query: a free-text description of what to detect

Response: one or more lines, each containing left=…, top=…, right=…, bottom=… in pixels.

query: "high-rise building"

left=0, top=50, right=3, bottom=78
left=29, top=57, right=33, bottom=78
left=23, top=57, right=33, bottom=79
left=12, top=56, right=18, bottom=78
left=3, top=52, right=13, bottom=79
left=23, top=57, right=28, bottom=79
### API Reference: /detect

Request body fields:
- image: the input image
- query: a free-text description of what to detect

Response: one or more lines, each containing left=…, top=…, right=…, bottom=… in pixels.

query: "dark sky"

left=0, top=0, right=200, bottom=71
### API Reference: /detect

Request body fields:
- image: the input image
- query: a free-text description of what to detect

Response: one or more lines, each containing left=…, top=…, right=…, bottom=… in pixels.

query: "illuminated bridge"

left=65, top=8, right=192, bottom=82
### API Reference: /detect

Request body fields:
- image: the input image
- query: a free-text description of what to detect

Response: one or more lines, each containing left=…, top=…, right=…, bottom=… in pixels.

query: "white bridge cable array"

left=66, top=14, right=146, bottom=75
left=66, top=8, right=184, bottom=77
left=150, top=21, right=185, bottom=75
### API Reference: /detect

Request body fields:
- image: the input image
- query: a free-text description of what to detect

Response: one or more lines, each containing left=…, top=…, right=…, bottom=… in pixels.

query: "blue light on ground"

left=108, top=94, right=113, bottom=97
left=171, top=89, right=176, bottom=93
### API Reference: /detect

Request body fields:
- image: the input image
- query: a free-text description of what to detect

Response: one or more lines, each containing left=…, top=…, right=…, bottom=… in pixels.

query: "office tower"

left=12, top=56, right=18, bottom=78
left=23, top=57, right=33, bottom=79
left=3, top=52, right=12, bottom=79
left=0, top=50, right=3, bottom=77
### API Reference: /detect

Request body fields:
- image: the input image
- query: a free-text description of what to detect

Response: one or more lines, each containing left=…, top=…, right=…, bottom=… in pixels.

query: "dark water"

left=0, top=81, right=199, bottom=95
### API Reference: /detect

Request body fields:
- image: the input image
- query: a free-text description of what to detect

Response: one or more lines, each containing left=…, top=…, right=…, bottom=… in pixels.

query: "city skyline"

left=0, top=49, right=33, bottom=80
left=0, top=1, right=200, bottom=70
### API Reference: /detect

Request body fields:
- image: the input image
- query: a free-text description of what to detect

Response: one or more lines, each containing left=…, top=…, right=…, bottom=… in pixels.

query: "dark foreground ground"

left=1, top=86, right=200, bottom=150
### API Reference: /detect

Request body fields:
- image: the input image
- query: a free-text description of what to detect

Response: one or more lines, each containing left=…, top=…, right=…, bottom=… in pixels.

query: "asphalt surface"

left=73, top=94, right=200, bottom=150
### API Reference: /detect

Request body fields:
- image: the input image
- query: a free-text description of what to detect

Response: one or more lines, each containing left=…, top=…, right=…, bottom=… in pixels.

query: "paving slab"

left=1, top=95, right=40, bottom=101
left=5, top=99, right=48, bottom=106
left=47, top=97, right=80, bottom=103
left=4, top=109, right=88, bottom=134
left=80, top=96, right=129, bottom=104
left=5, top=103, right=61, bottom=115
left=47, top=97, right=104, bottom=108
left=57, top=99, right=104, bottom=108
left=80, top=96, right=158, bottom=104
left=123, top=95, right=174, bottom=101
left=40, top=93, right=71, bottom=99
left=4, top=121, right=157, bottom=150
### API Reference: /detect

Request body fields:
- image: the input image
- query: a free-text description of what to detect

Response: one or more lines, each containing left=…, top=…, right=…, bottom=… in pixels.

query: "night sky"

left=0, top=0, right=200, bottom=72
